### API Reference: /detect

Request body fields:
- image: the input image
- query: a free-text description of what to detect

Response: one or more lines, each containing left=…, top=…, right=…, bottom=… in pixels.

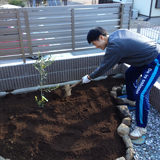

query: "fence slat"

left=25, top=24, right=71, bottom=33
left=0, top=12, right=17, bottom=19
left=74, top=7, right=120, bottom=15
left=31, top=37, right=72, bottom=46
left=0, top=48, right=29, bottom=56
left=27, top=17, right=71, bottom=25
left=75, top=14, right=119, bottom=22
left=0, top=28, right=19, bottom=34
left=30, top=32, right=72, bottom=40
left=0, top=34, right=27, bottom=42
left=32, top=44, right=72, bottom=52
left=27, top=10, right=71, bottom=18
left=0, top=41, right=28, bottom=49
left=75, top=21, right=120, bottom=30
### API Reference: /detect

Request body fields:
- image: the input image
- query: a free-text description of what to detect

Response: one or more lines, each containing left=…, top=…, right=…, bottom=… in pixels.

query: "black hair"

left=87, top=27, right=108, bottom=44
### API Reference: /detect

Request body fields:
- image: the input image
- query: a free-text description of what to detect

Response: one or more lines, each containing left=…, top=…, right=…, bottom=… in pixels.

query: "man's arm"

left=89, top=51, right=122, bottom=79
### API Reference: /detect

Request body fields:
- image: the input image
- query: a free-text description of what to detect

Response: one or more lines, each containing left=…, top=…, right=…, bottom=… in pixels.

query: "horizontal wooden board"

left=26, top=10, right=71, bottom=18
left=75, top=42, right=93, bottom=48
left=123, top=14, right=130, bottom=19
left=0, top=20, right=18, bottom=27
left=75, top=36, right=87, bottom=42
left=32, top=43, right=72, bottom=52
left=0, top=41, right=28, bottom=49
left=27, top=17, right=71, bottom=25
left=0, top=34, right=28, bottom=42
left=0, top=8, right=17, bottom=13
left=74, top=7, right=120, bottom=15
left=0, top=27, right=19, bottom=34
left=0, top=48, right=29, bottom=56
left=31, top=37, right=72, bottom=46
left=74, top=20, right=120, bottom=29
left=17, top=3, right=121, bottom=12
left=75, top=27, right=118, bottom=36
left=25, top=24, right=71, bottom=33
left=74, top=14, right=119, bottom=22
left=0, top=54, right=24, bottom=60
left=0, top=12, right=17, bottom=19
left=30, top=31, right=72, bottom=40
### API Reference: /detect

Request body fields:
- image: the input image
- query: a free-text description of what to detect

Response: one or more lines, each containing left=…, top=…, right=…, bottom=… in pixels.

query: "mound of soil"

left=0, top=75, right=126, bottom=160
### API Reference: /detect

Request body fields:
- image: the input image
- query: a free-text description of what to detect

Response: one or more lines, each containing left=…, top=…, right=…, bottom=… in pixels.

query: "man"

left=82, top=27, right=160, bottom=140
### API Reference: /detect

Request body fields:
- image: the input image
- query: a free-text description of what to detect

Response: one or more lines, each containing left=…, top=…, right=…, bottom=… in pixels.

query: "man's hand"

left=82, top=75, right=91, bottom=83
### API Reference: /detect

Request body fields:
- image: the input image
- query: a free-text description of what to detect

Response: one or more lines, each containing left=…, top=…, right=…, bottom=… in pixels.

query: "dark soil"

left=0, top=75, right=126, bottom=160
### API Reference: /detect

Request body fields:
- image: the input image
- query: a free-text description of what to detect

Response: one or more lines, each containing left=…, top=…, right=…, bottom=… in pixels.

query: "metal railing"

left=130, top=20, right=160, bottom=44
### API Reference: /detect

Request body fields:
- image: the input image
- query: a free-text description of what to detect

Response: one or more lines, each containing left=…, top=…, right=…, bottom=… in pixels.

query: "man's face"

left=91, top=35, right=107, bottom=50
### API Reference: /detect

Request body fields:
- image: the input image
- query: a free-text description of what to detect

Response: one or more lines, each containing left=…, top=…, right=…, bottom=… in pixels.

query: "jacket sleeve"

left=89, top=45, right=122, bottom=79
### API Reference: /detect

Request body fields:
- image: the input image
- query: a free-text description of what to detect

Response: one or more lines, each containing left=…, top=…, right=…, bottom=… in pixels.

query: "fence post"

left=137, top=24, right=141, bottom=33
left=24, top=10, right=33, bottom=57
left=119, top=3, right=124, bottom=29
left=16, top=9, right=26, bottom=63
left=71, top=9, right=75, bottom=51
left=128, top=5, right=132, bottom=30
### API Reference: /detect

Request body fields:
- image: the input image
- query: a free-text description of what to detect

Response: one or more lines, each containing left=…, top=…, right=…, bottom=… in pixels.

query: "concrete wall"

left=0, top=54, right=122, bottom=92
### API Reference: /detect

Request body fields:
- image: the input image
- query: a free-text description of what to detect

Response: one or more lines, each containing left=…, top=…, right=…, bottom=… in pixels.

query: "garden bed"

left=0, top=75, right=126, bottom=160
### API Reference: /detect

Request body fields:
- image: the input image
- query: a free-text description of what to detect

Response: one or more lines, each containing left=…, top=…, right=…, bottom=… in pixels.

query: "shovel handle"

left=70, top=80, right=82, bottom=89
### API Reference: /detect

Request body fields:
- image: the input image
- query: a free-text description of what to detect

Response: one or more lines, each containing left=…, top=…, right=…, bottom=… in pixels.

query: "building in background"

left=133, top=0, right=160, bottom=18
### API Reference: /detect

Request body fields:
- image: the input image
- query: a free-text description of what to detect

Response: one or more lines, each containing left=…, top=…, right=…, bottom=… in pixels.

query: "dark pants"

left=125, top=54, right=160, bottom=127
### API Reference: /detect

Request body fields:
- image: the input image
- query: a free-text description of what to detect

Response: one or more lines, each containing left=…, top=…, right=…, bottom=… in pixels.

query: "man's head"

left=87, top=27, right=108, bottom=50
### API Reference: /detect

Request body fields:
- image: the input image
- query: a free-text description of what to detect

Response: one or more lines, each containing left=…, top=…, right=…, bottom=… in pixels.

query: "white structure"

left=0, top=4, right=21, bottom=8
left=113, top=0, right=132, bottom=2
left=133, top=0, right=160, bottom=17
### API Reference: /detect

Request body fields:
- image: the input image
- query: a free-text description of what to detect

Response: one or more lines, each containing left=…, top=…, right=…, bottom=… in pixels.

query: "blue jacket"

left=90, top=29, right=160, bottom=79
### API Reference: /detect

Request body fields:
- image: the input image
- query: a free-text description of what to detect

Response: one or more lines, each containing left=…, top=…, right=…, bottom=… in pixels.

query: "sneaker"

left=129, top=126, right=147, bottom=140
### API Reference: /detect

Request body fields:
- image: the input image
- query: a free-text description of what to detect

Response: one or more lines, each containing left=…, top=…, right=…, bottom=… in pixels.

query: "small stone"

left=116, top=105, right=132, bottom=119
left=115, top=157, right=125, bottom=160
left=112, top=86, right=122, bottom=92
left=110, top=90, right=117, bottom=97
left=122, top=135, right=133, bottom=148
left=122, top=117, right=132, bottom=127
left=9, top=116, right=14, bottom=120
left=117, top=123, right=130, bottom=137
left=125, top=148, right=134, bottom=160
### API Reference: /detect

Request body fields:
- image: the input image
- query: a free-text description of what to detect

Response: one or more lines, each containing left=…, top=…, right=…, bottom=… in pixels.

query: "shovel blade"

left=63, top=84, right=71, bottom=97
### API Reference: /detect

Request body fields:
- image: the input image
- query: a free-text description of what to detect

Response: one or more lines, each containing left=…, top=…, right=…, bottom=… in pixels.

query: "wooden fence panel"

left=0, top=3, right=132, bottom=62
left=0, top=9, right=28, bottom=61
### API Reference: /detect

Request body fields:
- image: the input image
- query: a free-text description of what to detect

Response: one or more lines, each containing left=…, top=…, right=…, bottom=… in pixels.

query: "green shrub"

left=9, top=0, right=25, bottom=7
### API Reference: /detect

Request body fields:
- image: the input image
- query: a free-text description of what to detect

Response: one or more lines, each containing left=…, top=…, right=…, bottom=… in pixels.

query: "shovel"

left=63, top=80, right=82, bottom=97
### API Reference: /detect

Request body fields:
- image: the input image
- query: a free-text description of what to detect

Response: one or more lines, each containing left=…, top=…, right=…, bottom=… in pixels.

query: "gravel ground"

left=130, top=105, right=160, bottom=160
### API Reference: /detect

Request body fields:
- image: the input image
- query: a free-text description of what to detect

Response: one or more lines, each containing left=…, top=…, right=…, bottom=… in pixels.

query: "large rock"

left=126, top=148, right=134, bottom=160
left=122, top=135, right=133, bottom=148
left=116, top=105, right=132, bottom=119
left=117, top=123, right=130, bottom=137
left=122, top=117, right=132, bottom=127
